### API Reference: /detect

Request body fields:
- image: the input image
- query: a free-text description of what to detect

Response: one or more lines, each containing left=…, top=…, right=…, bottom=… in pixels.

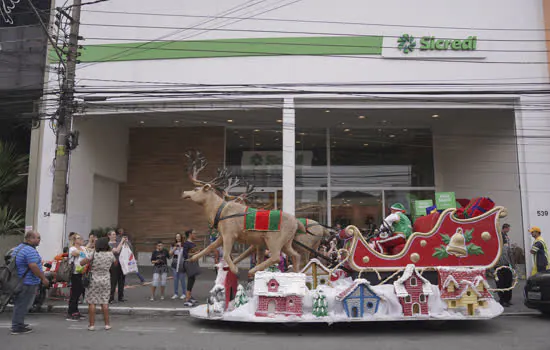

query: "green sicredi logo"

left=397, top=34, right=478, bottom=54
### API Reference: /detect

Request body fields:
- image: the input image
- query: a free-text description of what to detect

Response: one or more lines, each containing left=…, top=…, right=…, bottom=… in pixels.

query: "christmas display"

left=183, top=150, right=512, bottom=324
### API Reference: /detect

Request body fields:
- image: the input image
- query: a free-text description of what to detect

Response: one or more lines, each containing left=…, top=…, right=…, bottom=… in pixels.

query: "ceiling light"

left=239, top=136, right=244, bottom=139
left=254, top=129, right=260, bottom=132
left=344, top=129, right=351, bottom=132
left=299, top=132, right=306, bottom=136
left=296, top=141, right=301, bottom=144
left=389, top=134, right=396, bottom=138
left=174, top=120, right=179, bottom=124
left=203, top=121, right=208, bottom=124
left=403, top=128, right=408, bottom=132
left=255, top=143, right=261, bottom=146
left=276, top=119, right=282, bottom=123
left=358, top=115, right=366, bottom=119
left=432, top=114, right=439, bottom=118
left=382, top=120, right=387, bottom=123
left=227, top=119, right=233, bottom=123
left=325, top=110, right=330, bottom=113
left=341, top=122, right=345, bottom=125
left=363, top=143, right=369, bottom=146
left=139, top=121, right=144, bottom=124
left=274, top=138, right=280, bottom=141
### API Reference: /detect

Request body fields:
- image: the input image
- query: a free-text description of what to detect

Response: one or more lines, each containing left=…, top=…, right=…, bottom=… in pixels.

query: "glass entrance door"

left=233, top=187, right=282, bottom=210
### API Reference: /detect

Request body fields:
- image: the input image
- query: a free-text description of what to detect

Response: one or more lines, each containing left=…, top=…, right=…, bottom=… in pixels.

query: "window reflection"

left=331, top=190, right=382, bottom=229
left=296, top=190, right=327, bottom=223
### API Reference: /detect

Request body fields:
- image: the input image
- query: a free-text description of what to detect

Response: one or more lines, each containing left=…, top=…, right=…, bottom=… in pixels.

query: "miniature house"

left=393, top=264, right=433, bottom=317
left=437, top=267, right=492, bottom=316
left=253, top=271, right=307, bottom=317
left=336, top=279, right=382, bottom=318
left=300, top=258, right=334, bottom=290
left=214, top=261, right=239, bottom=310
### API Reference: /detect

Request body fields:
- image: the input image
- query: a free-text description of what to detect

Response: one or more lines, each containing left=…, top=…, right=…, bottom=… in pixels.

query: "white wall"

left=76, top=0, right=548, bottom=91
left=65, top=118, right=128, bottom=240
left=92, top=175, right=120, bottom=229
left=433, top=111, right=523, bottom=246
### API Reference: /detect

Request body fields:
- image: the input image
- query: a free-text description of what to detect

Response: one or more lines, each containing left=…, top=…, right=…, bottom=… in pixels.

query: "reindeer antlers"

left=185, top=150, right=208, bottom=186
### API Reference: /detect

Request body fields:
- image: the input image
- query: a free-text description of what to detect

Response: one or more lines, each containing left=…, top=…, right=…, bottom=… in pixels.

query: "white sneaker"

left=150, top=297, right=154, bottom=301
left=160, top=296, right=165, bottom=300
left=171, top=294, right=179, bottom=300
left=180, top=295, right=186, bottom=300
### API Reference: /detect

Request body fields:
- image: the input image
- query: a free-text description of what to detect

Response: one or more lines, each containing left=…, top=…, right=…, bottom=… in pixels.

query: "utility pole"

left=51, top=0, right=82, bottom=214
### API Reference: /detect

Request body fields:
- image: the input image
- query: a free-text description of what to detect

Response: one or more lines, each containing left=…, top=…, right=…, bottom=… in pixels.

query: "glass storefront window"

left=331, top=190, right=382, bottom=230
left=226, top=126, right=283, bottom=187
left=296, top=190, right=327, bottom=223
left=330, top=128, right=434, bottom=187
left=295, top=129, right=328, bottom=187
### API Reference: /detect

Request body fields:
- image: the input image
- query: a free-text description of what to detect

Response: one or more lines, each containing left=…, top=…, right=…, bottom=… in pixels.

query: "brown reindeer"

left=219, top=176, right=330, bottom=269
left=182, top=151, right=303, bottom=275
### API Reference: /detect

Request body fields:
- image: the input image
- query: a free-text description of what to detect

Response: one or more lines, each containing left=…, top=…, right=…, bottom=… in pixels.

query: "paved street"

left=0, top=312, right=548, bottom=350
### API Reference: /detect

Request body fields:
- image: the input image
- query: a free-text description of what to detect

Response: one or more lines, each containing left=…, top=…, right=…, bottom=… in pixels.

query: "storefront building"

left=27, top=0, right=550, bottom=273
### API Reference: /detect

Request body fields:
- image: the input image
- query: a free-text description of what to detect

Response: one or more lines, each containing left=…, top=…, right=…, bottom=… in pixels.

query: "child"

left=150, top=241, right=169, bottom=301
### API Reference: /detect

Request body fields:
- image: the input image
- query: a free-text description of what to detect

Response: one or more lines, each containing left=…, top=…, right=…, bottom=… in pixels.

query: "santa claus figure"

left=372, top=203, right=413, bottom=255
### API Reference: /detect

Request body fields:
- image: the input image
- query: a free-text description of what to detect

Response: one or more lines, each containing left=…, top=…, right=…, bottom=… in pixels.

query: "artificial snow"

left=189, top=270, right=504, bottom=323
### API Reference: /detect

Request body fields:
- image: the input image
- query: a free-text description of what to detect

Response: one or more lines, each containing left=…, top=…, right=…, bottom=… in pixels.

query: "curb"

left=4, top=304, right=191, bottom=316
left=501, top=311, right=541, bottom=317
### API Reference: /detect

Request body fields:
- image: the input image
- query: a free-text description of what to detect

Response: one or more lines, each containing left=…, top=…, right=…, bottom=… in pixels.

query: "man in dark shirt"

left=150, top=242, right=169, bottom=301
left=529, top=226, right=550, bottom=275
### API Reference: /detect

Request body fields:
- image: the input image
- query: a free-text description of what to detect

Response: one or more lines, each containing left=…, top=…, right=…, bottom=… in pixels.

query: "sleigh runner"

left=345, top=206, right=506, bottom=272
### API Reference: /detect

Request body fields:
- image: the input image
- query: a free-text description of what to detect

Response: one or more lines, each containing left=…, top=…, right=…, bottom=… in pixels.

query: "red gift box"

left=464, top=197, right=495, bottom=218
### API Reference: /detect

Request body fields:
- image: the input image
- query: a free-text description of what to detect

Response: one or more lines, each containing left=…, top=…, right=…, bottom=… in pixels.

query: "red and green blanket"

left=297, top=218, right=309, bottom=234
left=244, top=207, right=282, bottom=231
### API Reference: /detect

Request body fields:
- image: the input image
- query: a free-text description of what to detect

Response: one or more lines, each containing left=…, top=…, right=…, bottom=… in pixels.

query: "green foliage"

left=0, top=141, right=28, bottom=236
left=464, top=229, right=474, bottom=243
left=0, top=205, right=25, bottom=236
left=467, top=244, right=484, bottom=255
left=440, top=234, right=451, bottom=245
left=433, top=245, right=449, bottom=260
left=312, top=292, right=328, bottom=317
left=0, top=141, right=28, bottom=195
left=234, top=284, right=248, bottom=308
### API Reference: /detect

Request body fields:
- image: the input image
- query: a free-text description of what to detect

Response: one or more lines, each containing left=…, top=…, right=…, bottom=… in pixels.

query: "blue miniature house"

left=336, top=279, right=381, bottom=318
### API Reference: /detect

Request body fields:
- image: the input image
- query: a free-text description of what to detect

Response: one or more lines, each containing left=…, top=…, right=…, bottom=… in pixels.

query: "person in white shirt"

left=67, top=233, right=89, bottom=321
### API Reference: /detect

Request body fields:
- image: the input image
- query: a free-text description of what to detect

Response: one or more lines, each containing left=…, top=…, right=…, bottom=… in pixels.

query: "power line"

left=80, top=9, right=550, bottom=33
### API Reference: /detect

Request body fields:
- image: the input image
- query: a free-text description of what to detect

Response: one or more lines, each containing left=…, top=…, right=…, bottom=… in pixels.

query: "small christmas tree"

left=312, top=290, right=328, bottom=317
left=234, top=284, right=249, bottom=308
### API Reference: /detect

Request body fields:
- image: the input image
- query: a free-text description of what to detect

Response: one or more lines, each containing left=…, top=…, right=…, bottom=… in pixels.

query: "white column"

left=515, top=96, right=550, bottom=276
left=282, top=98, right=296, bottom=214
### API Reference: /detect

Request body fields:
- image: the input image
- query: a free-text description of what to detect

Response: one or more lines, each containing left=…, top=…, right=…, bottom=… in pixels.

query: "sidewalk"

left=19, top=266, right=536, bottom=317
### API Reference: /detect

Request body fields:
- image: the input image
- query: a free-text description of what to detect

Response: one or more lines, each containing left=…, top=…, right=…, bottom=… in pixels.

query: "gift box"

left=464, top=197, right=495, bottom=218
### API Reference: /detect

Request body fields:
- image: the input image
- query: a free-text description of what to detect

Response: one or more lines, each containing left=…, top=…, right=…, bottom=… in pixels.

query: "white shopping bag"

left=119, top=244, right=139, bottom=275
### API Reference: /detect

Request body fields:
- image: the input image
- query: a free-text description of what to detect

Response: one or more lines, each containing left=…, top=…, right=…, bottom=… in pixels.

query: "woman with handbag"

left=67, top=234, right=88, bottom=321
left=169, top=233, right=186, bottom=299
left=80, top=237, right=115, bottom=331
left=182, top=229, right=201, bottom=307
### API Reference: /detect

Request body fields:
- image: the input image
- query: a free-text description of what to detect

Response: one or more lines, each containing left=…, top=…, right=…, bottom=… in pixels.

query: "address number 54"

left=537, top=210, right=549, bottom=216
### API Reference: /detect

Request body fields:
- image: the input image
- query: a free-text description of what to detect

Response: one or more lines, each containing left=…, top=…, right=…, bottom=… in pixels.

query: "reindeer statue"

left=221, top=178, right=332, bottom=270
left=182, top=150, right=304, bottom=275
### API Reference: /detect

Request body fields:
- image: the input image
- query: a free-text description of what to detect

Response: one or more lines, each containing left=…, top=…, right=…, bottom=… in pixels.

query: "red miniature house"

left=253, top=272, right=307, bottom=317
left=393, top=264, right=433, bottom=317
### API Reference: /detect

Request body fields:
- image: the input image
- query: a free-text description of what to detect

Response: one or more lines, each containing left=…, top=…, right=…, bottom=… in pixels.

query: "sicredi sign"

left=397, top=34, right=478, bottom=54
left=382, top=34, right=485, bottom=59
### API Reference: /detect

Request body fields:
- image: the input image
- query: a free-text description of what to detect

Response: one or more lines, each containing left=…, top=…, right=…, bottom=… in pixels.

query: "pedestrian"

left=86, top=233, right=97, bottom=251
left=495, top=233, right=514, bottom=307
left=118, top=228, right=146, bottom=284
left=11, top=231, right=50, bottom=335
left=67, top=233, right=89, bottom=321
left=529, top=226, right=550, bottom=275
left=150, top=241, right=169, bottom=301
left=108, top=230, right=127, bottom=303
left=169, top=233, right=186, bottom=299
left=501, top=224, right=511, bottom=245
left=183, top=229, right=200, bottom=307
left=80, top=237, right=115, bottom=331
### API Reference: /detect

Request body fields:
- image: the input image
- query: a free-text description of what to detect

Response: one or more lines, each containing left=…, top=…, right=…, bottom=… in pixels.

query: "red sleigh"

left=345, top=206, right=507, bottom=272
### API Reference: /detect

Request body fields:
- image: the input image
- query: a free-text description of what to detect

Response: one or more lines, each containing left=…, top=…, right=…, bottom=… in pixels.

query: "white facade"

left=28, top=0, right=550, bottom=277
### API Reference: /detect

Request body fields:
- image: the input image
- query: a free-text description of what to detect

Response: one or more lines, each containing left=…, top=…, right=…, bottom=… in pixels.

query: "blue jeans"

left=172, top=267, right=186, bottom=295
left=12, top=284, right=38, bottom=331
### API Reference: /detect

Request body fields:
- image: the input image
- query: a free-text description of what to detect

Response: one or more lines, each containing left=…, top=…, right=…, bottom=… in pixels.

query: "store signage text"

left=398, top=34, right=478, bottom=54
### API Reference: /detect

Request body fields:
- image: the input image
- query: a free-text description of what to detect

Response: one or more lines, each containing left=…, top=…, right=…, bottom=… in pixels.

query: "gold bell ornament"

left=446, top=228, right=468, bottom=257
